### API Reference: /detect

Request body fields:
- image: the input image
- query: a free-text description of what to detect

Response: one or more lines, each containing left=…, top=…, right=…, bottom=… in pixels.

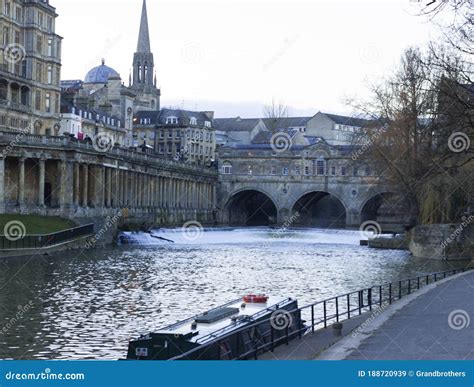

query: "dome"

left=84, top=59, right=120, bottom=84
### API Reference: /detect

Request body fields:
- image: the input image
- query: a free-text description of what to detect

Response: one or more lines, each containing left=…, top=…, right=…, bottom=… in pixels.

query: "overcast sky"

left=54, top=0, right=440, bottom=118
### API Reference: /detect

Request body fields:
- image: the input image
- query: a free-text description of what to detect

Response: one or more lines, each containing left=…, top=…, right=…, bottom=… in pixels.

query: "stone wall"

left=409, top=220, right=474, bottom=260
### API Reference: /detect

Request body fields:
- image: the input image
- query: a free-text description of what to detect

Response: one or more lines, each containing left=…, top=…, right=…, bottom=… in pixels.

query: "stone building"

left=215, top=112, right=375, bottom=147
left=0, top=0, right=62, bottom=135
left=135, top=108, right=216, bottom=164
left=60, top=0, right=160, bottom=148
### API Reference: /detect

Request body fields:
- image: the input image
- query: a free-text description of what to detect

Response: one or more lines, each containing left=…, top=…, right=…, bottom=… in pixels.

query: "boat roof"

left=155, top=296, right=295, bottom=345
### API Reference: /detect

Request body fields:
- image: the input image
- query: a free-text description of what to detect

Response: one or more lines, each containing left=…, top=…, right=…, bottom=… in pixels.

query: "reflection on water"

left=0, top=228, right=468, bottom=360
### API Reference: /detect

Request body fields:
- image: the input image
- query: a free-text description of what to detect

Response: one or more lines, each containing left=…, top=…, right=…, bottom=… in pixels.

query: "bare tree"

left=350, top=47, right=473, bottom=224
left=263, top=98, right=289, bottom=134
left=415, top=0, right=473, bottom=56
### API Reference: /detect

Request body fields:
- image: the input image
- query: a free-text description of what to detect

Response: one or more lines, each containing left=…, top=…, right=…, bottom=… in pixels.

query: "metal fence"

left=0, top=223, right=94, bottom=250
left=170, top=267, right=470, bottom=360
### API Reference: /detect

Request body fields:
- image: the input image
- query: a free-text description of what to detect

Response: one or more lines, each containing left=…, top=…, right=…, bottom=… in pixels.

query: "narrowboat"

left=126, top=295, right=304, bottom=360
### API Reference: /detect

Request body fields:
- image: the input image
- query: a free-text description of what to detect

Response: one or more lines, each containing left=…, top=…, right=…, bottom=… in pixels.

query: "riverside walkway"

left=318, top=269, right=474, bottom=360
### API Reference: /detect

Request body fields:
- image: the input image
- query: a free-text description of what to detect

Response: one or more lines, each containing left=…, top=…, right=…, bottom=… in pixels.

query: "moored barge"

left=126, top=295, right=304, bottom=360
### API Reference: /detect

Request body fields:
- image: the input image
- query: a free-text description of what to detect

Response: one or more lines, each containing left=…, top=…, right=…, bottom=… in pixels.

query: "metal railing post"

left=311, top=305, right=315, bottom=333
left=347, top=294, right=350, bottom=319
left=323, top=301, right=327, bottom=328
left=335, top=297, right=339, bottom=322
left=389, top=283, right=392, bottom=304
left=368, top=288, right=372, bottom=311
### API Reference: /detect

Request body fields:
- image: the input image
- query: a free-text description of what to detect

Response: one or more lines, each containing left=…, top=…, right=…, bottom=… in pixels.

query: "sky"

left=54, top=0, right=441, bottom=118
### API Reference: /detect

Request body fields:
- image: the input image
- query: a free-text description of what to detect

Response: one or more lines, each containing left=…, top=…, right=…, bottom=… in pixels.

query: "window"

left=167, top=144, right=172, bottom=154
left=47, top=17, right=53, bottom=31
left=168, top=130, right=173, bottom=138
left=282, top=167, right=289, bottom=176
left=341, top=166, right=347, bottom=176
left=316, top=160, right=325, bottom=175
left=166, top=116, right=178, bottom=125
left=38, top=11, right=43, bottom=27
left=47, top=65, right=53, bottom=84
left=15, top=7, right=22, bottom=22
left=47, top=38, right=53, bottom=56
left=36, top=63, right=43, bottom=82
left=204, top=121, right=211, bottom=128
left=159, top=145, right=164, bottom=154
left=295, top=166, right=300, bottom=175
left=271, top=166, right=276, bottom=175
left=45, top=92, right=51, bottom=112
left=36, top=35, right=42, bottom=53
left=190, top=117, right=197, bottom=126
left=222, top=163, right=232, bottom=175
left=331, top=166, right=336, bottom=176
left=140, top=118, right=151, bottom=125
left=4, top=2, right=11, bottom=16
left=248, top=165, right=253, bottom=175
left=2, top=27, right=9, bottom=45
left=35, top=90, right=41, bottom=110
left=160, top=130, right=164, bottom=139
left=304, top=166, right=310, bottom=175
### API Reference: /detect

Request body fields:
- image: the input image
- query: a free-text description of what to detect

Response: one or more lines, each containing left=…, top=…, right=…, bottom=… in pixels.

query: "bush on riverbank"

left=0, top=215, right=77, bottom=235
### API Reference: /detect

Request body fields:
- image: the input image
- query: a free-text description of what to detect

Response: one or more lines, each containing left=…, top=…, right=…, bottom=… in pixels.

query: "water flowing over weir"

left=0, top=228, right=468, bottom=360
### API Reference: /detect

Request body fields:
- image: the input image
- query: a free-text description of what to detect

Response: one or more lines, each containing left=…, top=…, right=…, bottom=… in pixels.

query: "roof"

left=61, top=80, right=83, bottom=92
left=84, top=60, right=120, bottom=84
left=322, top=113, right=373, bottom=128
left=214, top=117, right=262, bottom=132
left=263, top=117, right=311, bottom=129
left=158, top=108, right=213, bottom=128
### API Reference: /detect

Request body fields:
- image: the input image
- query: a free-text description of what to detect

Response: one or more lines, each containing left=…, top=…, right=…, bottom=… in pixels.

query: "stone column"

left=59, top=159, right=74, bottom=210
left=38, top=158, right=46, bottom=207
left=0, top=157, right=5, bottom=212
left=18, top=157, right=26, bottom=206
left=74, top=162, right=80, bottom=207
left=93, top=165, right=105, bottom=209
left=106, top=168, right=112, bottom=208
left=83, top=164, right=89, bottom=207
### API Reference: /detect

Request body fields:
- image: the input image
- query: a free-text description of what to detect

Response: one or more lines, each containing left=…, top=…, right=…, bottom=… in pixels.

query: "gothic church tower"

left=132, top=0, right=161, bottom=111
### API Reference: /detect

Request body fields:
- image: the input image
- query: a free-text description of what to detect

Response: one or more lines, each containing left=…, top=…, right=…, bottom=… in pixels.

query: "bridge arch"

left=291, top=190, right=347, bottom=228
left=224, top=188, right=278, bottom=226
left=361, top=192, right=411, bottom=232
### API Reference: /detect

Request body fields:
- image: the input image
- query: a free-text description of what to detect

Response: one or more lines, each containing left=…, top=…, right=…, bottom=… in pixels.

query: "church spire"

left=137, top=0, right=151, bottom=53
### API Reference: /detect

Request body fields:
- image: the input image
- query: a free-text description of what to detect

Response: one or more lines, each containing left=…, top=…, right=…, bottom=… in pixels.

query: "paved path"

left=318, top=270, right=474, bottom=360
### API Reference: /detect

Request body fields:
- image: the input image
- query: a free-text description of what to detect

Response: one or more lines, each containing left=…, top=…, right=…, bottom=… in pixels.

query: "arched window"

left=137, top=62, right=142, bottom=82
left=10, top=83, right=20, bottom=104
left=0, top=79, right=7, bottom=100
left=20, top=86, right=30, bottom=106
left=144, top=62, right=148, bottom=81
left=222, top=162, right=232, bottom=175
left=190, top=117, right=197, bottom=126
left=247, top=165, right=253, bottom=175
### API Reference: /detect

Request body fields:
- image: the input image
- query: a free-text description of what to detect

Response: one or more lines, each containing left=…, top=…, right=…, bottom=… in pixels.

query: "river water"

left=0, top=228, right=468, bottom=360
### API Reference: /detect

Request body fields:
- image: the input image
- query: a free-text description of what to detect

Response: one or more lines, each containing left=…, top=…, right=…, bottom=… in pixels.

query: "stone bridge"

left=217, top=143, right=410, bottom=231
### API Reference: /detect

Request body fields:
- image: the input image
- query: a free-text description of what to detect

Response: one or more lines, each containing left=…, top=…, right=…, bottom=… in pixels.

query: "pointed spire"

left=137, top=0, right=151, bottom=53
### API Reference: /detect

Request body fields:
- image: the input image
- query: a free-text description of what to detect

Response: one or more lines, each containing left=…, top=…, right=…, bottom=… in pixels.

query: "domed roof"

left=84, top=59, right=120, bottom=84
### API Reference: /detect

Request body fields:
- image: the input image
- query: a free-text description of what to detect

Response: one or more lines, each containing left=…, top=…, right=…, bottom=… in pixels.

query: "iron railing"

left=169, top=267, right=470, bottom=360
left=0, top=223, right=94, bottom=250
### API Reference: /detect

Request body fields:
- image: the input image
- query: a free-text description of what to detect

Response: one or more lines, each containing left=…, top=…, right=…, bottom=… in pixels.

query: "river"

left=0, top=228, right=467, bottom=360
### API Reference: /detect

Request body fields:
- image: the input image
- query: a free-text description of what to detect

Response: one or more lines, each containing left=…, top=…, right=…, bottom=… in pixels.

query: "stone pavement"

left=317, top=270, right=474, bottom=360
